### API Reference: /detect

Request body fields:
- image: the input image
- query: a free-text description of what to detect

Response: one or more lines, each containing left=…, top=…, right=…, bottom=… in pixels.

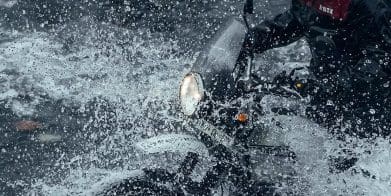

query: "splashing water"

left=0, top=2, right=390, bottom=196
left=0, top=21, right=198, bottom=194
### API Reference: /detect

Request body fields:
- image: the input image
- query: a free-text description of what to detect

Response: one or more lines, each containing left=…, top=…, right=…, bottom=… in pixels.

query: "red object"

left=299, top=0, right=351, bottom=20
left=236, top=113, right=249, bottom=123
left=15, top=120, right=43, bottom=131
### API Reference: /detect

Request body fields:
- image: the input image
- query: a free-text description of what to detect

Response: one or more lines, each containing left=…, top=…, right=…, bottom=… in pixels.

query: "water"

left=0, top=0, right=390, bottom=195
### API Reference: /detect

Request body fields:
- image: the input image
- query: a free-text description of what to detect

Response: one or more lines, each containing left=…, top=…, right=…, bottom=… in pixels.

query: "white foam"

left=0, top=0, right=17, bottom=8
left=0, top=27, right=193, bottom=114
left=0, top=26, right=196, bottom=194
left=135, top=134, right=208, bottom=155
left=30, top=168, right=145, bottom=196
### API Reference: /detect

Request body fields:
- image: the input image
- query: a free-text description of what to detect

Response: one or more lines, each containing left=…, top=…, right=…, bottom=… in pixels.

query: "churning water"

left=0, top=0, right=390, bottom=195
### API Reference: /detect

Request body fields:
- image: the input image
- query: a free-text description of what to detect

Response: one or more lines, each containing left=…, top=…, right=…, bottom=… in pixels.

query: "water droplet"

left=369, top=109, right=376, bottom=115
left=383, top=82, right=390, bottom=88
left=326, top=100, right=334, bottom=106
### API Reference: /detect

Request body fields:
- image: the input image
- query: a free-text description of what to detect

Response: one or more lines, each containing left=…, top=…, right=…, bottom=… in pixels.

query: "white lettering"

left=319, top=4, right=334, bottom=15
